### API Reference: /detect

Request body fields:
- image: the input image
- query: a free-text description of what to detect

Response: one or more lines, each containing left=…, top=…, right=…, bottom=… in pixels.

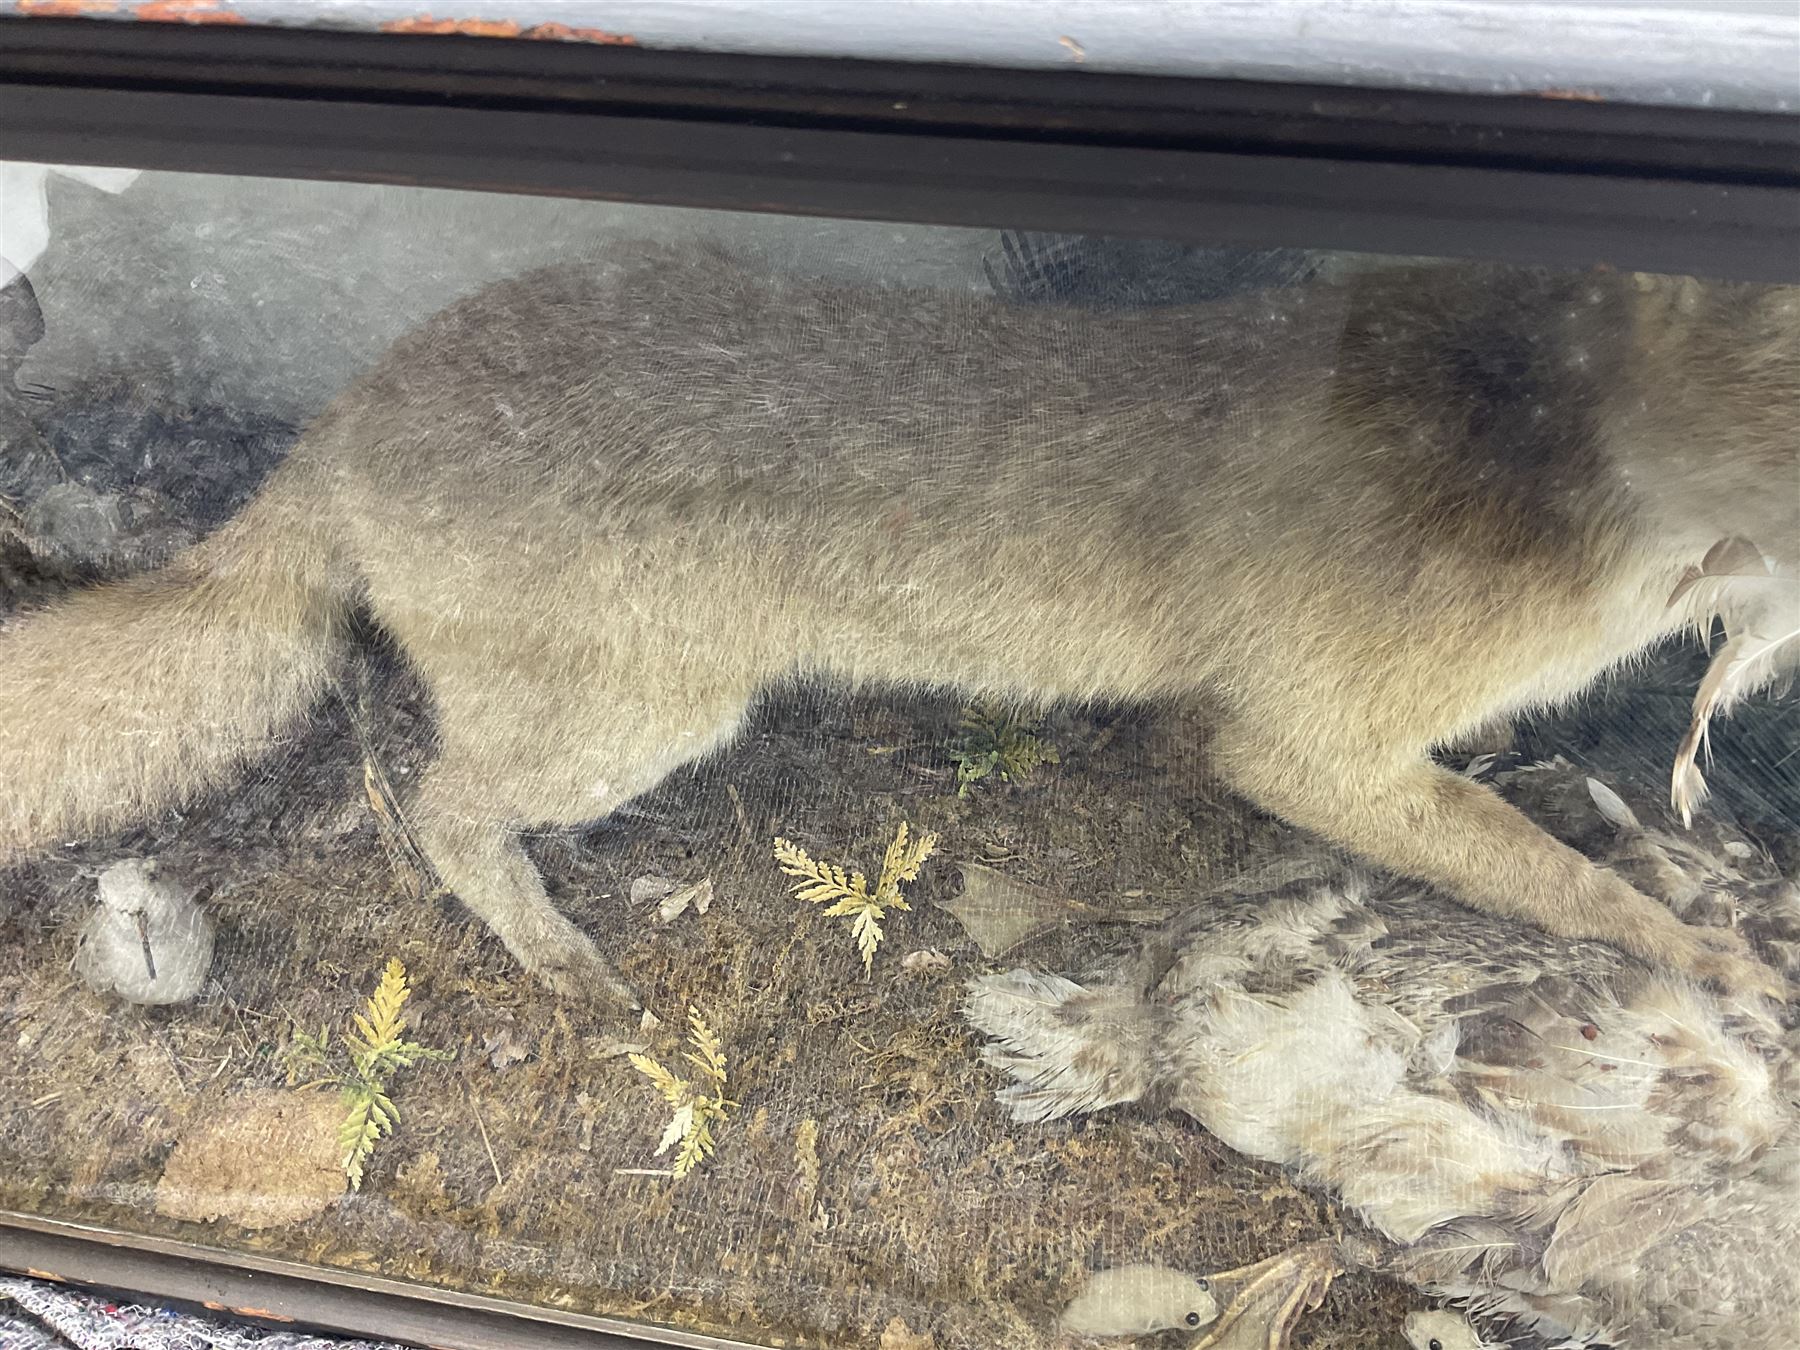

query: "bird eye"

left=1186, top=1312, right=1201, bottom=1327
left=1194, top=1277, right=1210, bottom=1292
left=1429, top=1339, right=1443, bottom=1350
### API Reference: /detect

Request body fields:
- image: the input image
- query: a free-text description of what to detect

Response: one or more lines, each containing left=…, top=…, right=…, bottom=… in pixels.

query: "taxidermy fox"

left=1, top=246, right=1795, bottom=1010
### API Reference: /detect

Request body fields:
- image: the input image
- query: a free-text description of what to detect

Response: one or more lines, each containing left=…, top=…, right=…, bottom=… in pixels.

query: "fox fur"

left=2, top=246, right=1795, bottom=1008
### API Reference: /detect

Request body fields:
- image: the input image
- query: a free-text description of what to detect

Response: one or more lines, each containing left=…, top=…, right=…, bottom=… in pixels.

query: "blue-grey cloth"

left=0, top=1276, right=406, bottom=1350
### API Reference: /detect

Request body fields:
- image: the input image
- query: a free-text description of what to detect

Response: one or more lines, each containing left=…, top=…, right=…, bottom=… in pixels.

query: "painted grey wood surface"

left=27, top=0, right=1798, bottom=112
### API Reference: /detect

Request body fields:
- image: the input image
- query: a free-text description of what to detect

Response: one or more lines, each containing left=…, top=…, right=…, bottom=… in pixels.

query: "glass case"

left=0, top=7, right=1796, bottom=1350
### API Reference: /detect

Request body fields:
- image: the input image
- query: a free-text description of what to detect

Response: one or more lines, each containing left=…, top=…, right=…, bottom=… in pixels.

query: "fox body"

left=2, top=246, right=1795, bottom=1008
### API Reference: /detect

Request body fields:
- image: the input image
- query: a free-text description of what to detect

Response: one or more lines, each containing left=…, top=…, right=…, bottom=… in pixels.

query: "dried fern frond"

left=682, top=1005, right=729, bottom=1091
left=338, top=1085, right=399, bottom=1192
left=1666, top=538, right=1800, bottom=825
left=630, top=1006, right=735, bottom=1179
left=772, top=837, right=870, bottom=908
left=280, top=958, right=450, bottom=1191
left=775, top=823, right=938, bottom=976
left=948, top=700, right=1059, bottom=797
left=880, top=819, right=936, bottom=890
left=629, top=1051, right=686, bottom=1107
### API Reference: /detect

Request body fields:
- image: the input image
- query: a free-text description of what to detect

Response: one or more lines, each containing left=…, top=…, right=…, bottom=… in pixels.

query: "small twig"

left=612, top=1167, right=675, bottom=1177
left=463, top=1078, right=504, bottom=1189
left=152, top=1028, right=191, bottom=1090
left=332, top=671, right=436, bottom=892
left=724, top=783, right=754, bottom=846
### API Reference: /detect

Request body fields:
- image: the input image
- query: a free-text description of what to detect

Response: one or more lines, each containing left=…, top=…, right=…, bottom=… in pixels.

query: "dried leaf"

left=654, top=877, right=714, bottom=925
left=938, top=864, right=1069, bottom=958
left=630, top=874, right=679, bottom=906
left=364, top=762, right=394, bottom=828
left=588, top=1036, right=649, bottom=1060
left=482, top=1026, right=530, bottom=1070
left=792, top=1117, right=821, bottom=1218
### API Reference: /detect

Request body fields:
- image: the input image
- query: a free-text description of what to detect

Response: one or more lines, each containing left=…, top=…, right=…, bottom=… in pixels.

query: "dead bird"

left=1064, top=1256, right=1486, bottom=1349
left=1061, top=1249, right=1338, bottom=1347
left=1060, top=1262, right=1222, bottom=1337
left=72, top=858, right=214, bottom=1005
left=966, top=761, right=1800, bottom=1350
left=1404, top=1309, right=1495, bottom=1350
left=0, top=247, right=1795, bottom=1009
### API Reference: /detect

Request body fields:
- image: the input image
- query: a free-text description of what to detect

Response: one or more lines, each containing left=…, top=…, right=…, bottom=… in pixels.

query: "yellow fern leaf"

left=771, top=837, right=816, bottom=875
left=629, top=1053, right=687, bottom=1107
left=338, top=1091, right=384, bottom=1191
left=877, top=823, right=937, bottom=894
left=892, top=831, right=938, bottom=888
left=793, top=880, right=856, bottom=905
left=820, top=894, right=871, bottom=919
left=851, top=908, right=884, bottom=976
left=295, top=958, right=446, bottom=1190
left=876, top=821, right=911, bottom=891
left=682, top=1009, right=728, bottom=1089
left=365, top=959, right=410, bottom=1042
left=672, top=1125, right=708, bottom=1178
left=656, top=1104, right=696, bottom=1157
left=776, top=823, right=934, bottom=977
left=632, top=1007, right=733, bottom=1178
left=774, top=838, right=872, bottom=905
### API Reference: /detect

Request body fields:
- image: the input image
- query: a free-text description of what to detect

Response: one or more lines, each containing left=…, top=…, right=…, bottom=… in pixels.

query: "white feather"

left=1584, top=777, right=1640, bottom=831
left=1666, top=540, right=1800, bottom=826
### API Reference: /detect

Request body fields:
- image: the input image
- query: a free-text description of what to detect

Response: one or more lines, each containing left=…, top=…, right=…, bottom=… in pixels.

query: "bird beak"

left=135, top=912, right=158, bottom=983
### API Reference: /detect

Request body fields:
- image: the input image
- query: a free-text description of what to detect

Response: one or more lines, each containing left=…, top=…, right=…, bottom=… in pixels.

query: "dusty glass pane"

left=0, top=166, right=1796, bottom=1350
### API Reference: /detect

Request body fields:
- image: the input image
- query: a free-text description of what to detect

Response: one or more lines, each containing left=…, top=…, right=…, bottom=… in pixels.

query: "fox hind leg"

left=404, top=674, right=757, bottom=1010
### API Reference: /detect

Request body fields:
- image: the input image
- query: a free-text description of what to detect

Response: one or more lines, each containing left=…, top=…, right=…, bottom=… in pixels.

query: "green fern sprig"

left=773, top=822, right=938, bottom=976
left=629, top=1006, right=736, bottom=1179
left=947, top=699, right=1059, bottom=797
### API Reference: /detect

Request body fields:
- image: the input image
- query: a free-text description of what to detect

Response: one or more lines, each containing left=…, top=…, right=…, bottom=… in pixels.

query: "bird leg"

left=1190, top=1242, right=1342, bottom=1350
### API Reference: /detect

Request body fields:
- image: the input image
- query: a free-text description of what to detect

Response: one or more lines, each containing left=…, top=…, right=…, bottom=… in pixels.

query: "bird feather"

left=1667, top=540, right=1800, bottom=825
